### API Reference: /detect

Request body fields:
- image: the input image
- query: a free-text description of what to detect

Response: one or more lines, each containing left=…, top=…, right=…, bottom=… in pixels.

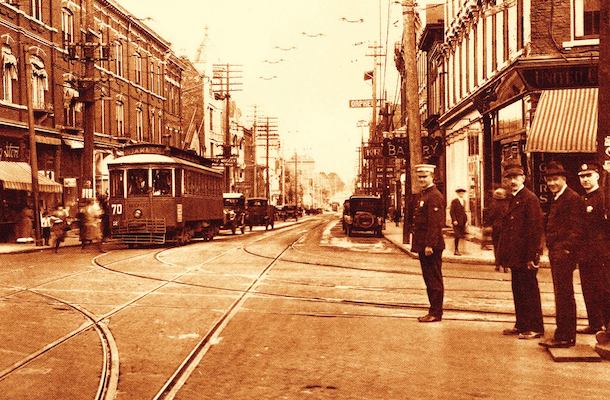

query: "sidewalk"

left=383, top=222, right=550, bottom=268
left=0, top=231, right=83, bottom=254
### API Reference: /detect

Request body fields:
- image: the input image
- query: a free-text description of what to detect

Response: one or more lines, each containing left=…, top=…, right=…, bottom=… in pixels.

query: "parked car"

left=283, top=204, right=299, bottom=221
left=275, top=205, right=286, bottom=220
left=246, top=197, right=275, bottom=230
left=221, top=193, right=246, bottom=234
left=344, top=195, right=384, bottom=237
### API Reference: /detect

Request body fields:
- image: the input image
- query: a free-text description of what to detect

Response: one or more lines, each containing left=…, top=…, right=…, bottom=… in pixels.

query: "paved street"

left=0, top=214, right=608, bottom=400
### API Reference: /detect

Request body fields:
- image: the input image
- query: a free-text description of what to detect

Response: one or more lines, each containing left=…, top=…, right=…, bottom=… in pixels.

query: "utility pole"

left=24, top=48, right=42, bottom=246
left=599, top=3, right=610, bottom=172
left=212, top=64, right=242, bottom=192
left=401, top=0, right=423, bottom=244
left=294, top=151, right=298, bottom=205
left=252, top=106, right=258, bottom=197
left=81, top=0, right=96, bottom=199
left=256, top=116, right=278, bottom=200
left=366, top=43, right=385, bottom=196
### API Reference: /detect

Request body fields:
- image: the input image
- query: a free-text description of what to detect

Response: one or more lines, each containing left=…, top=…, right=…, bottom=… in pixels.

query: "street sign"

left=349, top=99, right=383, bottom=108
left=382, top=137, right=409, bottom=157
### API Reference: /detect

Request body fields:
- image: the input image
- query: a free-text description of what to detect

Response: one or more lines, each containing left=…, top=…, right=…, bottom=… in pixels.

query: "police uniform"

left=411, top=164, right=446, bottom=320
left=577, top=163, right=610, bottom=333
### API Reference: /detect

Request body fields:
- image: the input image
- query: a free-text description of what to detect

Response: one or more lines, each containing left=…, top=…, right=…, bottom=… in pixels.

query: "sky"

left=120, top=0, right=405, bottom=185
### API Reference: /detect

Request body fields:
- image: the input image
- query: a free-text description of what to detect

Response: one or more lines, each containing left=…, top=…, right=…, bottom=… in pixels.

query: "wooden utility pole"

left=81, top=0, right=96, bottom=199
left=24, top=48, right=42, bottom=246
left=294, top=151, right=298, bottom=205
left=256, top=116, right=278, bottom=200
left=252, top=106, right=258, bottom=197
left=401, top=0, right=423, bottom=244
left=212, top=64, right=242, bottom=192
left=599, top=3, right=610, bottom=170
left=366, top=44, right=385, bottom=196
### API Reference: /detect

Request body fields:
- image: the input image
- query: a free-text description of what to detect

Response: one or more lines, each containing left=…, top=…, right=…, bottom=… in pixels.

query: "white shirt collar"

left=512, top=184, right=525, bottom=196
left=554, top=184, right=568, bottom=200
left=586, top=185, right=599, bottom=194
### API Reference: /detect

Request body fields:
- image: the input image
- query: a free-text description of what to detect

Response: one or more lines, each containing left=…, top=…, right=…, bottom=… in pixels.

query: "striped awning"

left=525, top=88, right=598, bottom=153
left=0, top=161, right=63, bottom=193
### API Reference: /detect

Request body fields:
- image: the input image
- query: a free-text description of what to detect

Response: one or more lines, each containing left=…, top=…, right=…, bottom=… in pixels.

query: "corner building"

left=440, top=0, right=599, bottom=229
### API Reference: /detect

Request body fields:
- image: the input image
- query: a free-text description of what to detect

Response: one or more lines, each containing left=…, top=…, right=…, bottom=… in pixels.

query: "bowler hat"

left=578, top=162, right=601, bottom=176
left=545, top=161, right=568, bottom=177
left=455, top=188, right=466, bottom=193
left=502, top=162, right=524, bottom=177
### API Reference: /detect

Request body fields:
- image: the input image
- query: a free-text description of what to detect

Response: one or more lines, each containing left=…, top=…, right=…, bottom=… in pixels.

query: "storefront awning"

left=63, top=138, right=84, bottom=149
left=0, top=161, right=63, bottom=193
left=525, top=88, right=598, bottom=153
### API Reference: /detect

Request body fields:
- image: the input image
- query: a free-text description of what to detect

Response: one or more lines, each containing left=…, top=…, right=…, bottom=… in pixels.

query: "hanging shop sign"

left=421, top=136, right=444, bottom=159
left=382, top=137, right=408, bottom=157
left=364, top=143, right=383, bottom=159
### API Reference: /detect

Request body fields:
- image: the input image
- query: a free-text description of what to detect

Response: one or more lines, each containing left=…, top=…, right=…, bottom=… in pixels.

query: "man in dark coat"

left=411, top=164, right=446, bottom=323
left=450, top=188, right=468, bottom=255
left=539, top=161, right=585, bottom=349
left=497, top=162, right=545, bottom=339
left=576, top=163, right=610, bottom=335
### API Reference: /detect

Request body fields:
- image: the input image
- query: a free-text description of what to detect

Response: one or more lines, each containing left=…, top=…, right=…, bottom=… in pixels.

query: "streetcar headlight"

left=133, top=209, right=142, bottom=219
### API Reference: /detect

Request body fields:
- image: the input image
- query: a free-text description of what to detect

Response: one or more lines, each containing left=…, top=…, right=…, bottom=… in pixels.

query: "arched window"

left=2, top=46, right=18, bottom=103
left=30, top=56, right=47, bottom=109
left=134, top=52, right=142, bottom=84
left=136, top=107, right=144, bottom=141
left=115, top=101, right=124, bottom=136
left=114, top=41, right=123, bottom=76
left=61, top=8, right=74, bottom=45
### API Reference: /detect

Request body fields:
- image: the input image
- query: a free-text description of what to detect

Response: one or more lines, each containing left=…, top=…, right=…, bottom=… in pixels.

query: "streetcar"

left=107, top=144, right=224, bottom=245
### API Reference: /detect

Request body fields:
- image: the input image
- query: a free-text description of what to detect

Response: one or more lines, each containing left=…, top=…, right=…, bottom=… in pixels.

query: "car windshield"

left=224, top=198, right=242, bottom=207
left=350, top=198, right=380, bottom=213
left=248, top=200, right=266, bottom=207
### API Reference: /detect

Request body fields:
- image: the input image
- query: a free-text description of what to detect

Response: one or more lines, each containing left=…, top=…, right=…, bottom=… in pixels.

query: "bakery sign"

left=0, top=139, right=22, bottom=161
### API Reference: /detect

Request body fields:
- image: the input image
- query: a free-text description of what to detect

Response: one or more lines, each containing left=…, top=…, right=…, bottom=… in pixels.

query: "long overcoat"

left=545, top=186, right=584, bottom=259
left=497, top=187, right=543, bottom=268
left=450, top=198, right=467, bottom=237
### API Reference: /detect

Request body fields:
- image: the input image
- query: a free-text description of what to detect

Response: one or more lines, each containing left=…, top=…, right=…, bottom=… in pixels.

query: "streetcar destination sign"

left=349, top=99, right=383, bottom=108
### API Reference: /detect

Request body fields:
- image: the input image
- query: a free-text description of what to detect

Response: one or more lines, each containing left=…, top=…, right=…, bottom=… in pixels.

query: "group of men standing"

left=410, top=161, right=610, bottom=348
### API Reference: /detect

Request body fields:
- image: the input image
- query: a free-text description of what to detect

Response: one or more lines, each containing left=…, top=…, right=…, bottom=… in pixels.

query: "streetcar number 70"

left=111, top=204, right=123, bottom=215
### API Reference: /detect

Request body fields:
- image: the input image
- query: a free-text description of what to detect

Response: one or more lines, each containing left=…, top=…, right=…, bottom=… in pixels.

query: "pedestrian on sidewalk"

left=539, top=161, right=585, bottom=349
left=40, top=209, right=51, bottom=246
left=394, top=207, right=401, bottom=227
left=450, top=188, right=467, bottom=256
left=497, top=162, right=545, bottom=340
left=575, top=162, right=610, bottom=336
left=81, top=198, right=104, bottom=252
left=50, top=205, right=68, bottom=253
left=411, top=164, right=445, bottom=323
left=485, top=187, right=509, bottom=272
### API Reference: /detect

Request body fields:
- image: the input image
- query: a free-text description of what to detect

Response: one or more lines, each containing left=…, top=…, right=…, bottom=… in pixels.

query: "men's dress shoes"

left=417, top=314, right=441, bottom=323
left=502, top=327, right=520, bottom=336
left=518, top=331, right=543, bottom=340
left=454, top=251, right=461, bottom=256
left=576, top=326, right=602, bottom=335
left=538, top=338, right=576, bottom=348
left=596, top=330, right=610, bottom=345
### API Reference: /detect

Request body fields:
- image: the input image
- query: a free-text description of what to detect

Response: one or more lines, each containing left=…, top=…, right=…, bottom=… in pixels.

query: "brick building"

left=439, top=0, right=599, bottom=229
left=0, top=0, right=183, bottom=233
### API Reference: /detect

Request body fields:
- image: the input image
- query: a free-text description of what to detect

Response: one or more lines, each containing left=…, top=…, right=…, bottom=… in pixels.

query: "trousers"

left=549, top=250, right=577, bottom=341
left=511, top=266, right=544, bottom=333
left=418, top=249, right=444, bottom=318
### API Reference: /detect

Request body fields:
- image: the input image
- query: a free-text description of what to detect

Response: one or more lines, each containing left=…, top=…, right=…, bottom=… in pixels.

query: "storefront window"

left=152, top=169, right=172, bottom=196
left=497, top=100, right=524, bottom=139
left=127, top=169, right=149, bottom=196
left=110, top=170, right=124, bottom=197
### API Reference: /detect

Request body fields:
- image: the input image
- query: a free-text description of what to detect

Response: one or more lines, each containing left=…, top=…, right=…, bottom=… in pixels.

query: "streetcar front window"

left=153, top=169, right=172, bottom=196
left=110, top=170, right=124, bottom=197
left=127, top=169, right=149, bottom=196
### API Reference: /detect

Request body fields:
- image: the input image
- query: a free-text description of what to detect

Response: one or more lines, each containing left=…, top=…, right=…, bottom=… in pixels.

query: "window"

left=31, top=0, right=42, bottom=21
left=61, top=8, right=74, bottom=45
left=150, top=109, right=155, bottom=143
left=157, top=65, right=161, bottom=94
left=115, top=101, right=124, bottom=136
left=110, top=170, right=124, bottom=197
left=114, top=41, right=123, bottom=76
left=574, top=0, right=600, bottom=39
left=134, top=53, right=142, bottom=84
left=30, top=56, right=47, bottom=109
left=209, top=108, right=214, bottom=130
left=2, top=47, right=18, bottom=103
left=136, top=107, right=144, bottom=141
left=152, top=169, right=172, bottom=196
left=127, top=169, right=149, bottom=196
left=149, top=60, right=155, bottom=91
left=158, top=112, right=162, bottom=143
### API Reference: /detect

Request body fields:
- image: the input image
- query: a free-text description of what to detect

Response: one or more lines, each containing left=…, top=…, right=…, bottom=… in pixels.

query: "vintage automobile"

left=246, top=197, right=275, bottom=230
left=344, top=195, right=384, bottom=237
left=283, top=204, right=299, bottom=221
left=221, top=193, right=246, bottom=234
left=275, top=205, right=286, bottom=220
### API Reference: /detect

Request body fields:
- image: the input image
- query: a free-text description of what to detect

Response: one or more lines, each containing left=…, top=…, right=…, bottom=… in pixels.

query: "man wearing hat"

left=411, top=164, right=446, bottom=322
left=450, top=188, right=468, bottom=256
left=497, top=162, right=545, bottom=339
left=576, top=162, right=610, bottom=337
left=539, top=161, right=585, bottom=349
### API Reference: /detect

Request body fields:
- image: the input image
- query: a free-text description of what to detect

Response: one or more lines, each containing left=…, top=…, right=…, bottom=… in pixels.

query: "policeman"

left=576, top=162, right=610, bottom=336
left=411, top=164, right=446, bottom=322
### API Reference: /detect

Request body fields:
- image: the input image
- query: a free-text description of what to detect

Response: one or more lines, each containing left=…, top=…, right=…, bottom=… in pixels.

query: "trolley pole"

left=24, top=48, right=42, bottom=246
